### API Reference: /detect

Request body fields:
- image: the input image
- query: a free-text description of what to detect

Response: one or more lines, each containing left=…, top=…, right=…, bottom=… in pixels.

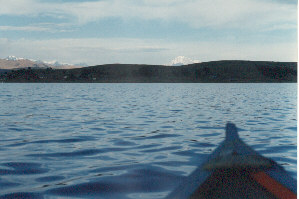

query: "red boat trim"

left=252, top=171, right=296, bottom=199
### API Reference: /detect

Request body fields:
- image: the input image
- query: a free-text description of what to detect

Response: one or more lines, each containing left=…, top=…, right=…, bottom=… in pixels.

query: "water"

left=0, top=83, right=296, bottom=198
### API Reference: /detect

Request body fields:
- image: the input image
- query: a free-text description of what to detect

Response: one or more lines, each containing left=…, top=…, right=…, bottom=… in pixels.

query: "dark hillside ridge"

left=1, top=60, right=296, bottom=83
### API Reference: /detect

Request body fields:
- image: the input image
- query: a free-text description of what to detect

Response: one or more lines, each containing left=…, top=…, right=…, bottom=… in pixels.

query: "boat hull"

left=165, top=123, right=296, bottom=199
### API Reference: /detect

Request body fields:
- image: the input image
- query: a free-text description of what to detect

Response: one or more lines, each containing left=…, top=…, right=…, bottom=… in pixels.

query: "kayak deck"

left=166, top=123, right=296, bottom=199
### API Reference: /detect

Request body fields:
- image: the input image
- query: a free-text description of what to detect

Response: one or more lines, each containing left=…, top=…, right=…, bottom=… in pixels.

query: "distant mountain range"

left=0, top=56, right=86, bottom=69
left=0, top=55, right=199, bottom=69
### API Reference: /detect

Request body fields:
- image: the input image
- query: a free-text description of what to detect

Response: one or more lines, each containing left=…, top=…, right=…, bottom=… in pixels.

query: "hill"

left=0, top=57, right=83, bottom=70
left=0, top=60, right=296, bottom=83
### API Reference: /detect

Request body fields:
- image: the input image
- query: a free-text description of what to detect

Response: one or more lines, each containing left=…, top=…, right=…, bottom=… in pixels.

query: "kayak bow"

left=166, top=123, right=296, bottom=199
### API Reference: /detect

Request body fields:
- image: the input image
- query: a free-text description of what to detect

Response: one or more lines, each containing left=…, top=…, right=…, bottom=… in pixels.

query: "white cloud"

left=0, top=0, right=296, bottom=64
left=0, top=38, right=171, bottom=65
left=0, top=25, right=49, bottom=32
left=0, top=37, right=296, bottom=65
left=0, top=0, right=296, bottom=31
left=65, top=0, right=296, bottom=31
left=0, top=23, right=75, bottom=33
left=0, top=0, right=36, bottom=15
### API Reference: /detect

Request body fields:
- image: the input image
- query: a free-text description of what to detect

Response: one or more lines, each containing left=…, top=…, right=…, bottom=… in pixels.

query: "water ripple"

left=0, top=192, right=43, bottom=199
left=0, top=162, right=48, bottom=175
left=27, top=148, right=129, bottom=158
left=46, top=166, right=184, bottom=198
left=0, top=83, right=296, bottom=198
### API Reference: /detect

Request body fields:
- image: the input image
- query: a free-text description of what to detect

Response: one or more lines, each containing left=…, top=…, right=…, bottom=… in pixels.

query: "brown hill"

left=0, top=58, right=82, bottom=69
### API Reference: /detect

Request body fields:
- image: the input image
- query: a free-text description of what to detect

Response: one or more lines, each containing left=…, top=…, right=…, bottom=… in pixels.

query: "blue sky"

left=0, top=0, right=297, bottom=65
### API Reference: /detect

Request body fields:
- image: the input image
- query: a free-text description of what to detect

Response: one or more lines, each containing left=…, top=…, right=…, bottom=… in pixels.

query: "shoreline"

left=1, top=60, right=296, bottom=83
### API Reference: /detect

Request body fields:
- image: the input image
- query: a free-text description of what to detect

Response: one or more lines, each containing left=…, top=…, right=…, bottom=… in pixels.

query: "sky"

left=0, top=0, right=297, bottom=65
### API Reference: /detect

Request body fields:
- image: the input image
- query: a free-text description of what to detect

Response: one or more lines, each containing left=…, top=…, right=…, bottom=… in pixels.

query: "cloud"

left=0, top=0, right=296, bottom=31
left=0, top=37, right=296, bottom=65
left=0, top=38, right=172, bottom=65
left=0, top=0, right=296, bottom=64
left=0, top=25, right=50, bottom=32
left=64, top=0, right=296, bottom=31
left=0, top=23, right=75, bottom=33
left=0, top=0, right=36, bottom=16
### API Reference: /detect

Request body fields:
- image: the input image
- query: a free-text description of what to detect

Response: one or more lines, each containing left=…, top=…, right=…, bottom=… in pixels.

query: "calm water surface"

left=0, top=83, right=296, bottom=198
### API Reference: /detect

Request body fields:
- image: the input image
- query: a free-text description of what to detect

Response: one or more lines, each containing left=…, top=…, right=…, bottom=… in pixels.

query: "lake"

left=0, top=83, right=296, bottom=198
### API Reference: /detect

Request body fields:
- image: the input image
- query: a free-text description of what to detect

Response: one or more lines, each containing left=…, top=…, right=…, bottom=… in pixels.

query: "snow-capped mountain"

left=5, top=56, right=25, bottom=61
left=169, top=56, right=200, bottom=66
left=0, top=56, right=86, bottom=69
left=41, top=60, right=70, bottom=67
